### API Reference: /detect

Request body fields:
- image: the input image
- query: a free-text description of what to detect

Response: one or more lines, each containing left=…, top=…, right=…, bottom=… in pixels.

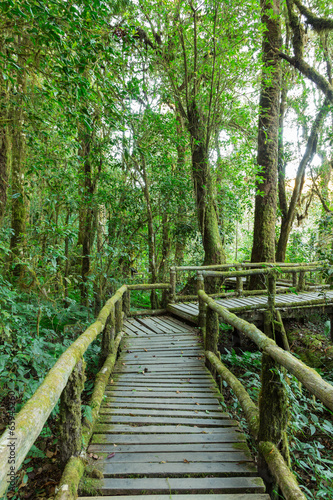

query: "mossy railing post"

left=169, top=267, right=176, bottom=303
left=205, top=305, right=219, bottom=376
left=58, top=358, right=86, bottom=465
left=258, top=307, right=290, bottom=498
left=236, top=265, right=243, bottom=296
left=123, top=288, right=130, bottom=318
left=297, top=270, right=305, bottom=292
left=115, top=297, right=123, bottom=335
left=197, top=272, right=206, bottom=340
left=100, top=304, right=115, bottom=365
left=292, top=272, right=297, bottom=288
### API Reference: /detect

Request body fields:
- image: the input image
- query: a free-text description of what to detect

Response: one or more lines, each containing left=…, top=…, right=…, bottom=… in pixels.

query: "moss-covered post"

left=123, top=288, right=130, bottom=318
left=197, top=272, right=206, bottom=340
left=236, top=266, right=243, bottom=296
left=297, top=270, right=305, bottom=291
left=258, top=310, right=290, bottom=498
left=292, top=272, right=297, bottom=288
left=267, top=269, right=276, bottom=314
left=329, top=313, right=333, bottom=343
left=100, top=304, right=115, bottom=366
left=58, top=358, right=86, bottom=465
left=115, top=297, right=123, bottom=334
left=169, top=267, right=176, bottom=303
left=205, top=306, right=219, bottom=377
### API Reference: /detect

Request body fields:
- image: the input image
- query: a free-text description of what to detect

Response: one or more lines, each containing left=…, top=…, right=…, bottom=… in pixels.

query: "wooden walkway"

left=79, top=315, right=269, bottom=499
left=167, top=290, right=333, bottom=324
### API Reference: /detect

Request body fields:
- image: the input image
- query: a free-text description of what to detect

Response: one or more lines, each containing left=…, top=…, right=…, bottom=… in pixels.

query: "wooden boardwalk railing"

left=0, top=262, right=332, bottom=499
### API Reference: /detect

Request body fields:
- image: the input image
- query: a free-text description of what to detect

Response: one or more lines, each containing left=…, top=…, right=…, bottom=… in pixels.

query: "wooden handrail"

left=0, top=280, right=172, bottom=497
left=0, top=284, right=128, bottom=496
left=205, top=350, right=307, bottom=500
left=201, top=265, right=326, bottom=278
left=198, top=290, right=333, bottom=411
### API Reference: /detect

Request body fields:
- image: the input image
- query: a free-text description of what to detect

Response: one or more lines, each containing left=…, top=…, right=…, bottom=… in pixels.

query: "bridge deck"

left=167, top=290, right=333, bottom=324
left=79, top=315, right=269, bottom=499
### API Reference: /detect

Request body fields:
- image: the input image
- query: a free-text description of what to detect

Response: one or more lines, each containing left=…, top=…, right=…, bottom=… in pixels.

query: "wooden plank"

left=97, top=415, right=229, bottom=426
left=90, top=432, right=246, bottom=444
left=95, top=476, right=266, bottom=494
left=111, top=378, right=214, bottom=385
left=137, top=317, right=166, bottom=334
left=88, top=442, right=248, bottom=452
left=90, top=451, right=251, bottom=463
left=158, top=315, right=197, bottom=331
left=100, top=462, right=258, bottom=475
left=79, top=494, right=271, bottom=499
left=167, top=305, right=198, bottom=324
left=104, top=397, right=222, bottom=405
left=114, top=366, right=205, bottom=374
left=120, top=358, right=205, bottom=365
left=105, top=390, right=219, bottom=399
left=104, top=402, right=222, bottom=410
left=106, top=385, right=217, bottom=392
left=100, top=407, right=227, bottom=418
left=94, top=424, right=238, bottom=433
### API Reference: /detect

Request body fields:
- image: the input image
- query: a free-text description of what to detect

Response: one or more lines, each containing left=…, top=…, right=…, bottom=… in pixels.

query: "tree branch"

left=294, top=0, right=333, bottom=32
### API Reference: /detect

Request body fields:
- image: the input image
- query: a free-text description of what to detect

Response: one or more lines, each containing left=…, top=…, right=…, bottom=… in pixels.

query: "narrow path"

left=78, top=316, right=269, bottom=499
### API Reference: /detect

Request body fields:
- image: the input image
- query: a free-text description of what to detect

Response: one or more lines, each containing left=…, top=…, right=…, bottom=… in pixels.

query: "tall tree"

left=250, top=0, right=281, bottom=275
left=137, top=0, right=258, bottom=266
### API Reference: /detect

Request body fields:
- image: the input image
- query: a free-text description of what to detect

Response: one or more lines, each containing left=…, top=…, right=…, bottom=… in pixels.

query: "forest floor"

left=2, top=314, right=333, bottom=500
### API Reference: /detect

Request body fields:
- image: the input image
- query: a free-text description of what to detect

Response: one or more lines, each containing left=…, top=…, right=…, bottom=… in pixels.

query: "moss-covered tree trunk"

left=188, top=102, right=226, bottom=268
left=250, top=0, right=281, bottom=287
left=0, top=70, right=9, bottom=227
left=258, top=311, right=290, bottom=499
left=141, top=153, right=158, bottom=309
left=10, top=59, right=27, bottom=277
left=174, top=112, right=188, bottom=266
left=78, top=129, right=94, bottom=305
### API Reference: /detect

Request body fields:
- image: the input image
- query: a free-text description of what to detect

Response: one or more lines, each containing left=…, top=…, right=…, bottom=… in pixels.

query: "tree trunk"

left=141, top=154, right=158, bottom=308
left=188, top=102, right=226, bottom=267
left=250, top=0, right=281, bottom=287
left=276, top=98, right=329, bottom=261
left=78, top=129, right=94, bottom=305
left=10, top=64, right=27, bottom=277
left=0, top=73, right=9, bottom=226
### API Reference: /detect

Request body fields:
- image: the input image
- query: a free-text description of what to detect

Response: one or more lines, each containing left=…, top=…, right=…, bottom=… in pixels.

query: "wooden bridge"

left=1, top=262, right=333, bottom=500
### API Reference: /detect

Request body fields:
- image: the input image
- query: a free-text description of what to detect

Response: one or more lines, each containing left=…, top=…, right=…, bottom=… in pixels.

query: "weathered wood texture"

left=82, top=316, right=266, bottom=498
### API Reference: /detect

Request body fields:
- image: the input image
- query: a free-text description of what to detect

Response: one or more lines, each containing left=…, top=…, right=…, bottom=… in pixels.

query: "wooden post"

left=58, top=358, right=86, bottom=465
left=297, top=270, right=305, bottom=291
left=100, top=304, right=115, bottom=365
left=236, top=266, right=243, bottom=296
left=267, top=270, right=276, bottom=314
left=205, top=307, right=219, bottom=355
left=258, top=311, right=290, bottom=498
left=115, top=297, right=123, bottom=334
left=169, top=267, right=176, bottom=303
left=292, top=272, right=297, bottom=288
left=123, top=288, right=130, bottom=318
left=197, top=272, right=206, bottom=340
left=205, top=306, right=219, bottom=377
left=329, top=313, right=333, bottom=343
